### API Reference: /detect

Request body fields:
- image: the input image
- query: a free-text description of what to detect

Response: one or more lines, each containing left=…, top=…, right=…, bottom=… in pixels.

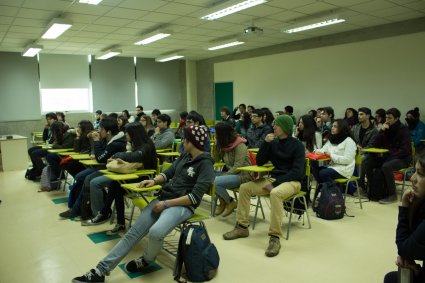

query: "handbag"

left=106, top=158, right=143, bottom=174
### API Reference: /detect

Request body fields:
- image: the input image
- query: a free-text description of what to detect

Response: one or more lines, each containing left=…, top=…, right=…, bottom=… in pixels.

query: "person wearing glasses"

left=246, top=108, right=272, bottom=149
left=151, top=114, right=174, bottom=150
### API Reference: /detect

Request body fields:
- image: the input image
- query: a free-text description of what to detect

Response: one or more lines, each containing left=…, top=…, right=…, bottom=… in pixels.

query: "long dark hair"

left=215, top=122, right=237, bottom=150
left=241, top=112, right=251, bottom=130
left=298, top=115, right=318, bottom=152
left=124, top=123, right=157, bottom=169
left=328, top=119, right=351, bottom=145
left=50, top=121, right=66, bottom=144
left=408, top=152, right=425, bottom=230
left=78, top=120, right=94, bottom=143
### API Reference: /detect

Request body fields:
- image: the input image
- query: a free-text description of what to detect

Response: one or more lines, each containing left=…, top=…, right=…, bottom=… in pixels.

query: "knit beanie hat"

left=274, top=114, right=294, bottom=135
left=184, top=125, right=208, bottom=151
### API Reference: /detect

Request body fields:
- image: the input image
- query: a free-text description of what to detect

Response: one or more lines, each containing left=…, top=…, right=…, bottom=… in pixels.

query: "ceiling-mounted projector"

left=244, top=26, right=263, bottom=35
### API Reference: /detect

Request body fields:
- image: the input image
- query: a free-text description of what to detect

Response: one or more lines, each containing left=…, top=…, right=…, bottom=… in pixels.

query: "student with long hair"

left=313, top=119, right=356, bottom=184
left=384, top=152, right=425, bottom=283
left=140, top=114, right=155, bottom=137
left=213, top=122, right=253, bottom=217
left=295, top=114, right=322, bottom=153
left=85, top=123, right=158, bottom=233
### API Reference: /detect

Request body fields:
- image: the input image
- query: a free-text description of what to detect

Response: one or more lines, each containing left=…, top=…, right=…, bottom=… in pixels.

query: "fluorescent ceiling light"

left=201, top=0, right=267, bottom=21
left=208, top=39, right=245, bottom=51
left=155, top=53, right=184, bottom=62
left=22, top=44, right=43, bottom=57
left=134, top=31, right=171, bottom=45
left=41, top=18, right=72, bottom=39
left=79, top=0, right=103, bottom=4
left=283, top=18, right=345, bottom=33
left=95, top=49, right=121, bottom=60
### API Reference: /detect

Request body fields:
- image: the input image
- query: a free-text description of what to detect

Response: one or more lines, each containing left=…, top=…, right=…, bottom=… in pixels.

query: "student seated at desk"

left=72, top=125, right=214, bottom=283
left=363, top=108, right=411, bottom=204
left=44, top=121, right=76, bottom=184
left=84, top=123, right=157, bottom=233
left=213, top=122, right=253, bottom=217
left=312, top=119, right=356, bottom=184
left=26, top=112, right=57, bottom=180
left=223, top=115, right=305, bottom=257
left=384, top=152, right=425, bottom=283
left=59, top=118, right=126, bottom=220
left=151, top=114, right=174, bottom=150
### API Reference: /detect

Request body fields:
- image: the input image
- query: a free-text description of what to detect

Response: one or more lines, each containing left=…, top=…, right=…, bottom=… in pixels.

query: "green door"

left=214, top=82, right=233, bottom=121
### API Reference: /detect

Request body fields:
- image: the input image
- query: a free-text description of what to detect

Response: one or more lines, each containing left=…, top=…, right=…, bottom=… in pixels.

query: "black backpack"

left=283, top=176, right=310, bottom=216
left=174, top=223, right=220, bottom=282
left=313, top=181, right=345, bottom=220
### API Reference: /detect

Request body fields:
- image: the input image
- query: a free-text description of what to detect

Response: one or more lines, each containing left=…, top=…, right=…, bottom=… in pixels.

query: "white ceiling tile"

left=125, top=20, right=157, bottom=30
left=66, top=4, right=113, bottom=16
left=82, top=24, right=118, bottom=33
left=0, top=25, right=10, bottom=32
left=22, top=0, right=70, bottom=11
left=2, top=37, right=27, bottom=44
left=141, top=12, right=181, bottom=23
left=349, top=0, right=398, bottom=13
left=0, top=0, right=25, bottom=6
left=323, top=0, right=372, bottom=7
left=240, top=4, right=284, bottom=17
left=103, top=33, right=132, bottom=40
left=94, top=16, right=132, bottom=27
left=13, top=18, right=46, bottom=28
left=293, top=1, right=339, bottom=14
left=402, top=2, right=425, bottom=11
left=119, top=0, right=168, bottom=11
left=267, top=0, right=317, bottom=10
left=170, top=16, right=204, bottom=27
left=156, top=2, right=203, bottom=16
left=372, top=5, right=413, bottom=17
left=384, top=10, right=425, bottom=21
left=0, top=16, right=14, bottom=25
left=114, top=27, right=140, bottom=35
left=0, top=5, right=19, bottom=17
left=104, top=7, right=149, bottom=19
left=266, top=10, right=307, bottom=22
left=68, top=13, right=100, bottom=24
left=16, top=8, right=57, bottom=20
left=9, top=26, right=44, bottom=34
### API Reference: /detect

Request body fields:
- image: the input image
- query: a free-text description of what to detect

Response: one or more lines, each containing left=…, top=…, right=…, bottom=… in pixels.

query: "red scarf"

left=222, top=137, right=247, bottom=153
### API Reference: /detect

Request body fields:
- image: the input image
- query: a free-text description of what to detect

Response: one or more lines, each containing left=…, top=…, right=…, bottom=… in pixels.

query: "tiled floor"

left=0, top=170, right=400, bottom=283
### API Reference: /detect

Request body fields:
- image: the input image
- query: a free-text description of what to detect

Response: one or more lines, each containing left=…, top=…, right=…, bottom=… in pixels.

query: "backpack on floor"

left=369, top=168, right=387, bottom=201
left=40, top=165, right=59, bottom=191
left=25, top=167, right=38, bottom=181
left=174, top=223, right=220, bottom=283
left=313, top=181, right=345, bottom=220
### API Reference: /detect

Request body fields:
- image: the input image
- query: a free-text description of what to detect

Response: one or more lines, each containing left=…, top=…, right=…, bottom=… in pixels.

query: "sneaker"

left=222, top=199, right=237, bottom=217
left=106, top=224, right=126, bottom=236
left=265, top=236, right=281, bottom=257
left=72, top=268, right=105, bottom=283
left=215, top=199, right=226, bottom=216
left=223, top=225, right=249, bottom=240
left=59, top=209, right=78, bottom=219
left=81, top=212, right=110, bottom=226
left=379, top=194, right=398, bottom=204
left=125, top=257, right=149, bottom=273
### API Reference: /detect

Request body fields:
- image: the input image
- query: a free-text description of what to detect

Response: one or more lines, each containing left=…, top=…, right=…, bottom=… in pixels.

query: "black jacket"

left=93, top=132, right=127, bottom=163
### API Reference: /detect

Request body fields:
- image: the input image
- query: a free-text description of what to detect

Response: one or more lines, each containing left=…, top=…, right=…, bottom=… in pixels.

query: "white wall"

left=214, top=31, right=425, bottom=119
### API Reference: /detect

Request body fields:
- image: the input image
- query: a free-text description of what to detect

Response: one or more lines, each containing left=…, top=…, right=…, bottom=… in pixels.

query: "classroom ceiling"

left=0, top=0, right=424, bottom=61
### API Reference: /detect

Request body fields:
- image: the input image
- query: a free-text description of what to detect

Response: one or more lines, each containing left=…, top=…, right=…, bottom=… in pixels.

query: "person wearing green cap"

left=223, top=114, right=305, bottom=257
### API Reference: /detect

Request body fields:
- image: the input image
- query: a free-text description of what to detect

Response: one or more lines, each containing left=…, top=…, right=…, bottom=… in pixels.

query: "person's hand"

left=382, top=122, right=390, bottom=131
left=91, top=131, right=100, bottom=141
left=265, top=133, right=275, bottom=143
left=263, top=183, right=274, bottom=192
left=153, top=201, right=165, bottom=214
left=401, top=189, right=415, bottom=207
left=137, top=179, right=155, bottom=188
left=154, top=127, right=160, bottom=134
left=396, top=256, right=421, bottom=276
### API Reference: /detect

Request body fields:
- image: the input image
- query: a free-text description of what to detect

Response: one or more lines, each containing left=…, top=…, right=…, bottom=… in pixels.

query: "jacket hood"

left=107, top=131, right=125, bottom=145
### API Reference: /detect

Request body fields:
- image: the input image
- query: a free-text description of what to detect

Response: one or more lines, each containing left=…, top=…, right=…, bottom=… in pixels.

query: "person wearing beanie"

left=351, top=107, right=378, bottom=195
left=72, top=125, right=215, bottom=282
left=223, top=114, right=305, bottom=258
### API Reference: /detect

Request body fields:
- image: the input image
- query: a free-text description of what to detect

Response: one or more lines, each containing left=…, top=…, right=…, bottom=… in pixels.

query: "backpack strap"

left=173, top=225, right=187, bottom=282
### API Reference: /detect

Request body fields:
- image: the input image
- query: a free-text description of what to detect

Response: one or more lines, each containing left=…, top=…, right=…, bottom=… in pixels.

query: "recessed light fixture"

left=155, top=53, right=184, bottom=62
left=41, top=18, right=72, bottom=39
left=22, top=44, right=43, bottom=57
left=79, top=0, right=103, bottom=4
left=207, top=39, right=245, bottom=51
left=134, top=30, right=171, bottom=45
left=283, top=16, right=345, bottom=33
left=95, top=49, right=121, bottom=60
left=201, top=0, right=267, bottom=21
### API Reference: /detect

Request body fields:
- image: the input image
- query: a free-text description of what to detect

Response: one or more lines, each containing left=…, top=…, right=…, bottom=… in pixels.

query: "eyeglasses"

left=250, top=114, right=259, bottom=118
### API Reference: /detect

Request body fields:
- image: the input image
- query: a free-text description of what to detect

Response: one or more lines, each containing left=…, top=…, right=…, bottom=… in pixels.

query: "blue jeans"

left=71, top=168, right=96, bottom=212
left=96, top=199, right=193, bottom=276
left=90, top=175, right=113, bottom=216
left=317, top=167, right=344, bottom=183
left=214, top=174, right=241, bottom=203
